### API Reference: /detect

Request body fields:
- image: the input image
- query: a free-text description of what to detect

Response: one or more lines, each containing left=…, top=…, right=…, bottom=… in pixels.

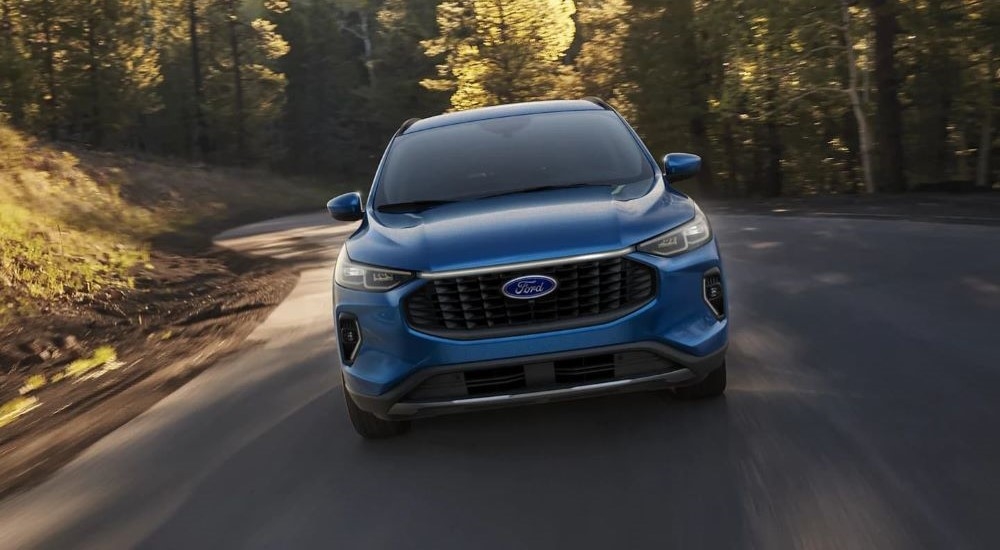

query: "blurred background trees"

left=0, top=0, right=996, bottom=196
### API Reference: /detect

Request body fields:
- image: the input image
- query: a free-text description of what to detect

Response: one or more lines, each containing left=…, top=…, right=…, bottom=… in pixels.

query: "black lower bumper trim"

left=345, top=341, right=727, bottom=420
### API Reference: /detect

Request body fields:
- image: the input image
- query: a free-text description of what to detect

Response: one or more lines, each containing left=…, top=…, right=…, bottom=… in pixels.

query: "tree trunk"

left=681, top=0, right=714, bottom=197
left=41, top=0, right=58, bottom=140
left=0, top=0, right=12, bottom=46
left=187, top=0, right=210, bottom=157
left=764, top=119, right=783, bottom=197
left=751, top=124, right=766, bottom=197
left=976, top=47, right=995, bottom=189
left=0, top=0, right=23, bottom=125
left=762, top=78, right=783, bottom=198
left=138, top=0, right=153, bottom=48
left=721, top=116, right=739, bottom=197
left=87, top=13, right=103, bottom=146
left=869, top=0, right=907, bottom=192
left=690, top=115, right=715, bottom=197
left=913, top=0, right=956, bottom=185
left=227, top=0, right=246, bottom=162
left=841, top=0, right=876, bottom=193
left=359, top=13, right=376, bottom=89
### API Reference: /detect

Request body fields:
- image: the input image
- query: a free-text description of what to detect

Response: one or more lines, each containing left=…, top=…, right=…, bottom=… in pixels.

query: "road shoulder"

left=0, top=228, right=306, bottom=498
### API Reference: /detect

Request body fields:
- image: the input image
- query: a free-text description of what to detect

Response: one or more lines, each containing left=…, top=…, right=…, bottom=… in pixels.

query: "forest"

left=0, top=0, right=997, bottom=197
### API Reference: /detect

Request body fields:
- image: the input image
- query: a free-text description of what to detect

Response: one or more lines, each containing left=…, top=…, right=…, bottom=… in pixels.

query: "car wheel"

left=342, top=380, right=410, bottom=438
left=673, top=361, right=727, bottom=400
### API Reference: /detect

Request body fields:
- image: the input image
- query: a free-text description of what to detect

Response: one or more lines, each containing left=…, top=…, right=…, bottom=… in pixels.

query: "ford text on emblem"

left=501, top=275, right=558, bottom=300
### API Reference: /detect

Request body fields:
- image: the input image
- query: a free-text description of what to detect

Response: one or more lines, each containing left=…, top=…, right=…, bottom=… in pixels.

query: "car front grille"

left=404, top=256, right=656, bottom=339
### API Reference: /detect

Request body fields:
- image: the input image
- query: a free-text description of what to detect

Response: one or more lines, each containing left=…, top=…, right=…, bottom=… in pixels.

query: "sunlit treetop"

left=422, top=0, right=577, bottom=111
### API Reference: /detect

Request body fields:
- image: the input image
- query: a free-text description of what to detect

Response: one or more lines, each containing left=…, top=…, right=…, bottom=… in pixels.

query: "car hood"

left=346, top=180, right=696, bottom=273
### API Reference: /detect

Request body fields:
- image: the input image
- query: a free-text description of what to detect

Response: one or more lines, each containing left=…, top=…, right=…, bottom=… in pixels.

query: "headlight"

left=637, top=207, right=712, bottom=257
left=335, top=247, right=412, bottom=291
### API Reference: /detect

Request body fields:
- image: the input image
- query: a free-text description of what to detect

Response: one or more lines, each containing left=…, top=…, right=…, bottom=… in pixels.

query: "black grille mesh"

left=403, top=351, right=680, bottom=402
left=404, top=256, right=655, bottom=337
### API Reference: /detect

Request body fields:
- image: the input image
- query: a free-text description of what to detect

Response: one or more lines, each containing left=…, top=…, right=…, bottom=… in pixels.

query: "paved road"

left=1, top=212, right=999, bottom=549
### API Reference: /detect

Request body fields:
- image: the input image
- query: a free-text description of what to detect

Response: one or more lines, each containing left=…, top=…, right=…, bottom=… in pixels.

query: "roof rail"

left=395, top=117, right=421, bottom=136
left=581, top=97, right=613, bottom=111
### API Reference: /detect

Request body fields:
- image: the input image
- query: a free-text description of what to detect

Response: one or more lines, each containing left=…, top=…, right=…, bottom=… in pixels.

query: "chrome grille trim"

left=418, top=246, right=635, bottom=280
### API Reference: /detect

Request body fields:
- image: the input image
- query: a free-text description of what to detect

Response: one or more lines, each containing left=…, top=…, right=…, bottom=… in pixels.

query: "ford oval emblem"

left=501, top=275, right=558, bottom=300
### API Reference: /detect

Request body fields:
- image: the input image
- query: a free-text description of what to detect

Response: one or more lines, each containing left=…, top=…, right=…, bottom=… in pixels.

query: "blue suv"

left=328, top=99, right=728, bottom=438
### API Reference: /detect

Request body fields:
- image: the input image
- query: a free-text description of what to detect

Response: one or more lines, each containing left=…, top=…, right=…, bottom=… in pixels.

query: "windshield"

left=374, top=110, right=654, bottom=208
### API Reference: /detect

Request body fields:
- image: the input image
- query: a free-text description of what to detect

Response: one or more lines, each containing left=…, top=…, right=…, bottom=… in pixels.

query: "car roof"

left=402, top=100, right=605, bottom=135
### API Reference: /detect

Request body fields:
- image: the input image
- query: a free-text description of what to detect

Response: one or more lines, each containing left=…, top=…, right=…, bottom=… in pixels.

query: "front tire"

left=673, top=361, right=727, bottom=400
left=342, top=380, right=410, bottom=438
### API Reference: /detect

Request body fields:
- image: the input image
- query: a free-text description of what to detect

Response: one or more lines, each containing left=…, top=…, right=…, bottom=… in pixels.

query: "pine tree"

left=0, top=0, right=34, bottom=125
left=422, top=0, right=577, bottom=110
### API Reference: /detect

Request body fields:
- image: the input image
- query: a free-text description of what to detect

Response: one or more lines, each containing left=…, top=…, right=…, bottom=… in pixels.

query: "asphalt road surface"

left=1, top=211, right=999, bottom=549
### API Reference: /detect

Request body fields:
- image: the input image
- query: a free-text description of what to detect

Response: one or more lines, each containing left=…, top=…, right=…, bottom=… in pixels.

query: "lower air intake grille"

left=402, top=351, right=681, bottom=402
left=553, top=355, right=615, bottom=384
left=463, top=366, right=526, bottom=395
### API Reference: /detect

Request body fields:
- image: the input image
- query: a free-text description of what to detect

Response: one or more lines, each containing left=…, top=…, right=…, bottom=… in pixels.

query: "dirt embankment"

left=0, top=248, right=299, bottom=497
left=0, top=124, right=339, bottom=498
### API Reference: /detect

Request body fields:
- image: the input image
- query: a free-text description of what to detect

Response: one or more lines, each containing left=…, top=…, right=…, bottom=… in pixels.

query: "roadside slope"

left=0, top=124, right=334, bottom=496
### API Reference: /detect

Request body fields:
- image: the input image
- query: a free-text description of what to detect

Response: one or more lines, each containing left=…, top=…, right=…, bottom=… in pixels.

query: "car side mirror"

left=327, top=192, right=364, bottom=221
left=662, top=153, right=702, bottom=182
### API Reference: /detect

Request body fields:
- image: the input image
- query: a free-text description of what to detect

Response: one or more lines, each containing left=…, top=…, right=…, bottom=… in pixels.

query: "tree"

left=222, top=0, right=247, bottom=160
left=187, top=0, right=210, bottom=156
left=200, top=0, right=287, bottom=162
left=869, top=0, right=907, bottom=192
left=69, top=0, right=161, bottom=147
left=0, top=0, right=994, bottom=189
left=571, top=0, right=632, bottom=111
left=273, top=0, right=365, bottom=173
left=373, top=0, right=449, bottom=127
left=975, top=46, right=996, bottom=189
left=841, top=0, right=876, bottom=193
left=0, top=0, right=34, bottom=126
left=622, top=0, right=721, bottom=195
left=422, top=0, right=577, bottom=110
left=20, top=0, right=63, bottom=139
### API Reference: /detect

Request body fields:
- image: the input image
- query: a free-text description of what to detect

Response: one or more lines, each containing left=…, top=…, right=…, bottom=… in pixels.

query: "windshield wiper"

left=476, top=183, right=601, bottom=200
left=377, top=200, right=457, bottom=213
left=378, top=184, right=608, bottom=212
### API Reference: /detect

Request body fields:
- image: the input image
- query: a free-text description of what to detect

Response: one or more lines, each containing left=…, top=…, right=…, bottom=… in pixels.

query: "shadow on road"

left=137, top=380, right=754, bottom=549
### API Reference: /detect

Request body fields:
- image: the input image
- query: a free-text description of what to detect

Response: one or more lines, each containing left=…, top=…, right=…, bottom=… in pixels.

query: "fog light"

left=338, top=314, right=362, bottom=363
left=703, top=269, right=725, bottom=319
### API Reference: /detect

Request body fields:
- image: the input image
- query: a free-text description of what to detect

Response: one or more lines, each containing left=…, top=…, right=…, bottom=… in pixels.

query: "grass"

left=0, top=396, right=39, bottom=429
left=61, top=346, right=118, bottom=380
left=1, top=343, right=129, bottom=430
left=0, top=123, right=332, bottom=318
left=18, top=375, right=47, bottom=395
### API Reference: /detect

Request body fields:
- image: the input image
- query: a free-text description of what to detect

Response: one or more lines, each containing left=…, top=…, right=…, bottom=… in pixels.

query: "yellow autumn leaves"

left=422, top=0, right=578, bottom=111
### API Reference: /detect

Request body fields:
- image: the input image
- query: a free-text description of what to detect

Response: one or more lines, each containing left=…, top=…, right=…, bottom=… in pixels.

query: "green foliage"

left=573, top=0, right=633, bottom=115
left=63, top=346, right=118, bottom=379
left=0, top=125, right=151, bottom=310
left=0, top=203, right=147, bottom=308
left=0, top=122, right=328, bottom=315
left=0, top=0, right=996, bottom=194
left=421, top=0, right=577, bottom=110
left=271, top=0, right=367, bottom=174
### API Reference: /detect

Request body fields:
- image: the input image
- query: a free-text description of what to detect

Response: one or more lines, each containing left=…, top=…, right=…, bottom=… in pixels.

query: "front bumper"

left=334, top=241, right=727, bottom=419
